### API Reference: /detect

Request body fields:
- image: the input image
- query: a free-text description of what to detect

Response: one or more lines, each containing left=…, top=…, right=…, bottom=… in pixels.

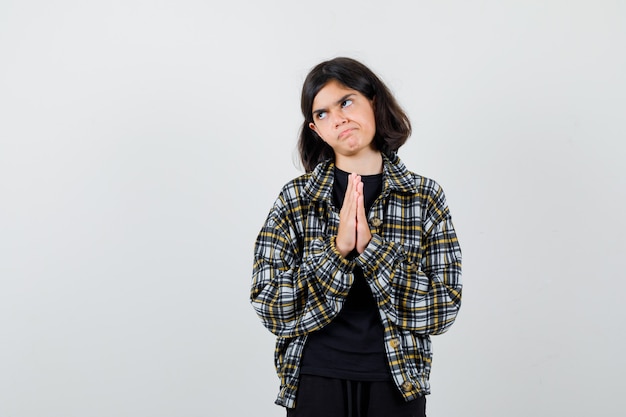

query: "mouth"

left=338, top=128, right=354, bottom=139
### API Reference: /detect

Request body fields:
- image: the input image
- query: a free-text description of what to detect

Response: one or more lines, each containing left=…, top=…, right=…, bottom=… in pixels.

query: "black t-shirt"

left=299, top=167, right=390, bottom=381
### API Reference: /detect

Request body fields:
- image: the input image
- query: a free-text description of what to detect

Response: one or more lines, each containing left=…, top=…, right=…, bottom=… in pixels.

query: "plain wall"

left=1, top=1, right=624, bottom=416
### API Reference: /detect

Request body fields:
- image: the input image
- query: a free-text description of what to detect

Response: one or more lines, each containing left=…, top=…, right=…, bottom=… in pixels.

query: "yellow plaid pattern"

left=251, top=153, right=462, bottom=408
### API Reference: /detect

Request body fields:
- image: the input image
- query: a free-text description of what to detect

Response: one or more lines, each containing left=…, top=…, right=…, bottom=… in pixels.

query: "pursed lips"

left=338, top=128, right=355, bottom=139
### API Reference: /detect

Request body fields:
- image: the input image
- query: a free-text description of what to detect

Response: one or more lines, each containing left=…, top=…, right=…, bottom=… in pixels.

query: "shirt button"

left=401, top=380, right=413, bottom=392
left=390, top=338, right=401, bottom=349
left=370, top=217, right=382, bottom=227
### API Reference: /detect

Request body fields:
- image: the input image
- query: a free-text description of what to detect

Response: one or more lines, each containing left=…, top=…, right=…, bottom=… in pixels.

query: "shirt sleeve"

left=250, top=193, right=355, bottom=338
left=354, top=185, right=463, bottom=336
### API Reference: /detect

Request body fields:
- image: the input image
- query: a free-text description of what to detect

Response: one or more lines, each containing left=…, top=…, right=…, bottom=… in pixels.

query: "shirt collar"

left=382, top=152, right=418, bottom=194
left=303, top=153, right=417, bottom=202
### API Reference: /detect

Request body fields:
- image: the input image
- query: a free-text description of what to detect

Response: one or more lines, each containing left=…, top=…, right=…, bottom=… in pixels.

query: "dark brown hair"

left=298, top=57, right=412, bottom=172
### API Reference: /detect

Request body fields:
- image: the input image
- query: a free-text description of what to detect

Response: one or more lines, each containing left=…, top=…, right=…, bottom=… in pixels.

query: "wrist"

left=334, top=237, right=353, bottom=258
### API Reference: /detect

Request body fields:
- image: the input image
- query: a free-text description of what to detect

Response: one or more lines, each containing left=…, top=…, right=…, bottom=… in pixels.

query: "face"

left=309, top=80, right=377, bottom=160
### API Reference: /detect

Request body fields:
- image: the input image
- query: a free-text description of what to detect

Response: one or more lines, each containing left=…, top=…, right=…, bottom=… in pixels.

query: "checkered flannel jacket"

left=251, top=153, right=462, bottom=408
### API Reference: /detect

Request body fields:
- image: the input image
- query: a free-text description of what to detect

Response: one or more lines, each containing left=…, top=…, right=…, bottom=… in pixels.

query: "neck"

left=335, top=150, right=383, bottom=175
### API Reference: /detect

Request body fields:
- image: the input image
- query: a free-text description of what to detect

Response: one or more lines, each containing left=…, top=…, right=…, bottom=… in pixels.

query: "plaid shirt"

left=251, top=153, right=462, bottom=408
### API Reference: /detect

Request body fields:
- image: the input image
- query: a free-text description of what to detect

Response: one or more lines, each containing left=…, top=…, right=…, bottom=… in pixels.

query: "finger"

left=356, top=180, right=365, bottom=213
left=352, top=173, right=360, bottom=193
left=356, top=181, right=369, bottom=227
left=349, top=173, right=359, bottom=198
left=343, top=176, right=356, bottom=215
left=344, top=174, right=359, bottom=211
left=355, top=190, right=372, bottom=253
left=337, top=173, right=359, bottom=257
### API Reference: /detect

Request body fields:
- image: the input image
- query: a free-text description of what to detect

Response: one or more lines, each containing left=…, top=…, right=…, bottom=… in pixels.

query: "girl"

left=251, top=57, right=462, bottom=417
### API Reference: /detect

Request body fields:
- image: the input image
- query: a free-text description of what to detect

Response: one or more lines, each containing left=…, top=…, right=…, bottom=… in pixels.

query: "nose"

left=330, top=111, right=348, bottom=128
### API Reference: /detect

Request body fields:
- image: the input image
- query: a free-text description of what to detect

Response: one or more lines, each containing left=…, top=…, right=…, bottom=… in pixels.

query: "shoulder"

left=262, top=172, right=312, bottom=229
left=387, top=154, right=451, bottom=223
left=276, top=172, right=312, bottom=204
left=385, top=153, right=445, bottom=198
left=410, top=173, right=453, bottom=230
left=410, top=172, right=445, bottom=200
left=264, top=159, right=334, bottom=229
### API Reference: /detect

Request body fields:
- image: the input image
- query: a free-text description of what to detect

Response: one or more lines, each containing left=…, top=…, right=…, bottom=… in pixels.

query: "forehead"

left=312, top=80, right=361, bottom=108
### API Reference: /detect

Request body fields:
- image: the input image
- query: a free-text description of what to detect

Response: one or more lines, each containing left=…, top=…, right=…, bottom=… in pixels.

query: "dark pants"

left=286, top=375, right=426, bottom=417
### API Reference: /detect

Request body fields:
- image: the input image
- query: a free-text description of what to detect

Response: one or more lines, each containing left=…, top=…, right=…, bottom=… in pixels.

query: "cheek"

left=365, top=111, right=377, bottom=131
left=311, top=125, right=327, bottom=142
left=362, top=105, right=376, bottom=126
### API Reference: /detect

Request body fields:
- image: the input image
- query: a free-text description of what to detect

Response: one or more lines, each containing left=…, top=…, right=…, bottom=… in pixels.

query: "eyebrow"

left=312, top=93, right=355, bottom=116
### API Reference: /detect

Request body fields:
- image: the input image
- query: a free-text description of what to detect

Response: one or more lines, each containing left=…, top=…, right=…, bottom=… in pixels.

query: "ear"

left=309, top=122, right=325, bottom=142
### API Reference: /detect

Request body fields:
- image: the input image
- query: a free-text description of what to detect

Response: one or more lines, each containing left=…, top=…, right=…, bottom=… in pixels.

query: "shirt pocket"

left=395, top=243, right=429, bottom=297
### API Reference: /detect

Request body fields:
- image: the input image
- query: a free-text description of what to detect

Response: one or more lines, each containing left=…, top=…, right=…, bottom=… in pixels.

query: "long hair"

left=298, top=57, right=412, bottom=172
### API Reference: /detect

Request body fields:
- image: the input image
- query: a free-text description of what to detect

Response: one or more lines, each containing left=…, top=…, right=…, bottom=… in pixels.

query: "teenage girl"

left=251, top=57, right=463, bottom=417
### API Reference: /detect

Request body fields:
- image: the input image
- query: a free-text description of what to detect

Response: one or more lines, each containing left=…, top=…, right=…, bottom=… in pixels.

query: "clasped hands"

left=336, top=173, right=372, bottom=258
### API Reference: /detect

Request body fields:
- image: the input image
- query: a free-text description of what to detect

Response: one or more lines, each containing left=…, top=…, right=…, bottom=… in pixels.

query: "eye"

left=341, top=99, right=353, bottom=108
left=316, top=111, right=327, bottom=120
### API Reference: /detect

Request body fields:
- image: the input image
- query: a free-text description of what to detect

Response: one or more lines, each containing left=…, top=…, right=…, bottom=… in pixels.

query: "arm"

left=355, top=187, right=462, bottom=335
left=250, top=194, right=356, bottom=338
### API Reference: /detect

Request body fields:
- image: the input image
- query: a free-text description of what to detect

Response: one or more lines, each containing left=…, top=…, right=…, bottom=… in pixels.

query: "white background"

left=1, top=1, right=625, bottom=416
